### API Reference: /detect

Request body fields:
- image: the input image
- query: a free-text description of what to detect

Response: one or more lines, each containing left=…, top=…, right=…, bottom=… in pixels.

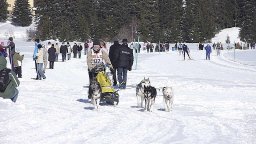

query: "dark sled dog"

left=144, top=85, right=157, bottom=112
left=136, top=78, right=151, bottom=107
left=89, top=64, right=119, bottom=106
left=88, top=77, right=102, bottom=109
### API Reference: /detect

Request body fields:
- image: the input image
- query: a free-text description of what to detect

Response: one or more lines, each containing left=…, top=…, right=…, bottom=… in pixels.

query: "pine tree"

left=240, top=0, right=256, bottom=43
left=36, top=0, right=54, bottom=40
left=72, top=0, right=91, bottom=41
left=36, top=0, right=89, bottom=41
left=182, top=0, right=216, bottom=43
left=99, top=0, right=126, bottom=41
left=159, top=0, right=183, bottom=42
left=213, top=0, right=239, bottom=30
left=34, top=0, right=255, bottom=43
left=12, top=0, right=32, bottom=26
left=0, top=0, right=8, bottom=22
left=137, top=0, right=160, bottom=42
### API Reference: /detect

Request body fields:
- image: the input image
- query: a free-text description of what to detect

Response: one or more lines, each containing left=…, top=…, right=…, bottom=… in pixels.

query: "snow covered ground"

left=1, top=23, right=256, bottom=144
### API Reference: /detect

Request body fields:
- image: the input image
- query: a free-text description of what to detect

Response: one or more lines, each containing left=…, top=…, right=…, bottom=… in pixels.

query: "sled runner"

left=90, top=63, right=119, bottom=105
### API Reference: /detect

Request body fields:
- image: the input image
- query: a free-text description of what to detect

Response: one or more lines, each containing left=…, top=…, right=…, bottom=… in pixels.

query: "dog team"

left=136, top=77, right=174, bottom=112
left=89, top=76, right=174, bottom=112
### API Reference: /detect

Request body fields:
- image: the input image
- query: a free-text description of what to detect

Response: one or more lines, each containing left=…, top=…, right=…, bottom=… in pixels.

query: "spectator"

left=67, top=42, right=72, bottom=60
left=55, top=43, right=60, bottom=61
left=33, top=39, right=40, bottom=79
left=77, top=43, right=83, bottom=58
left=13, top=51, right=24, bottom=78
left=3, top=37, right=15, bottom=70
left=48, top=44, right=56, bottom=69
left=0, top=56, right=20, bottom=102
left=72, top=43, right=78, bottom=58
left=109, top=40, right=120, bottom=86
left=0, top=44, right=7, bottom=57
left=84, top=41, right=89, bottom=55
left=113, top=39, right=134, bottom=89
left=60, top=42, right=68, bottom=62
left=36, top=44, right=46, bottom=80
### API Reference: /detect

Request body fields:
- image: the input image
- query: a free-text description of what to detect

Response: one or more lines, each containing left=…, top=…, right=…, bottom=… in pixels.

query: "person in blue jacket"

left=205, top=44, right=212, bottom=60
left=33, top=39, right=40, bottom=79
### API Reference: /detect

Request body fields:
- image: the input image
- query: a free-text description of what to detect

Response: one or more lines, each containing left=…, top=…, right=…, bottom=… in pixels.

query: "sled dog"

left=136, top=78, right=151, bottom=107
left=88, top=78, right=102, bottom=109
left=144, top=85, right=157, bottom=112
left=162, top=87, right=174, bottom=112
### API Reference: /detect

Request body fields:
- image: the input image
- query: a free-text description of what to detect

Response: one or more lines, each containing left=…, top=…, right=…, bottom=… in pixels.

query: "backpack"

left=0, top=68, right=11, bottom=92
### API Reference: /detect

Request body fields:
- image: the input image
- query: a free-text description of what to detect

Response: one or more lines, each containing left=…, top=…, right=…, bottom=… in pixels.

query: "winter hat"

left=35, top=38, right=40, bottom=43
left=9, top=37, right=13, bottom=41
left=122, top=39, right=128, bottom=43
left=114, top=41, right=119, bottom=45
left=93, top=39, right=100, bottom=46
left=37, top=44, right=42, bottom=49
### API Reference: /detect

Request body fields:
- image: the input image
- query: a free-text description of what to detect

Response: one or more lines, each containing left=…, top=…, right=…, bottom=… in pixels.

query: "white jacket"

left=36, top=48, right=44, bottom=63
left=67, top=45, right=72, bottom=54
left=55, top=45, right=60, bottom=53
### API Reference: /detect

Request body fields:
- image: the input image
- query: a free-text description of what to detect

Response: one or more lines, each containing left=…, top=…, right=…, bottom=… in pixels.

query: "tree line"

left=0, top=0, right=255, bottom=43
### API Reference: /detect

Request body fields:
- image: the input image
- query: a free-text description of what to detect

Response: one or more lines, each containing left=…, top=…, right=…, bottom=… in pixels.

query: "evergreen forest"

left=1, top=0, right=255, bottom=43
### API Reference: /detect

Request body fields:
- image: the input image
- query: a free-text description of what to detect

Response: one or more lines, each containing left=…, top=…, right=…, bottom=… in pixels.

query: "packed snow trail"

left=1, top=45, right=256, bottom=144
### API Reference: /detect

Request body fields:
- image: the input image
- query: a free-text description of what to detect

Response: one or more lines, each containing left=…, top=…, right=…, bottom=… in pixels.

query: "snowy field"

left=0, top=41, right=256, bottom=144
left=1, top=23, right=256, bottom=144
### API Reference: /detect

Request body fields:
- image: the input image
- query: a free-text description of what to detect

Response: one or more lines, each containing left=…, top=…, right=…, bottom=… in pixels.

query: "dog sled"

left=90, top=63, right=119, bottom=105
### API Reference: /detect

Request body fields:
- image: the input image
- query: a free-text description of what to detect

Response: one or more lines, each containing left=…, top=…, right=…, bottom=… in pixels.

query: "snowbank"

left=211, top=27, right=241, bottom=44
left=0, top=21, right=35, bottom=42
left=223, top=49, right=256, bottom=66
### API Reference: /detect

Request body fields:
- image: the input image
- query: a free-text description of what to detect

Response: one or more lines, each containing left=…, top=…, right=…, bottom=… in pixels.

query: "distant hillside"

left=0, top=21, right=34, bottom=42
left=211, top=27, right=241, bottom=44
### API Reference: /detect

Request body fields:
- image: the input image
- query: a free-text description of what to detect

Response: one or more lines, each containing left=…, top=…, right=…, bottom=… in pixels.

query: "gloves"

left=128, top=68, right=132, bottom=71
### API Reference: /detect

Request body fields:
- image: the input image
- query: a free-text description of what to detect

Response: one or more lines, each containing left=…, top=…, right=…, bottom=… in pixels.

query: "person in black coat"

left=3, top=37, right=15, bottom=70
left=109, top=41, right=120, bottom=86
left=60, top=42, right=68, bottom=62
left=199, top=42, right=204, bottom=50
left=72, top=43, right=78, bottom=58
left=48, top=44, right=56, bottom=69
left=77, top=43, right=83, bottom=59
left=113, top=39, right=134, bottom=89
